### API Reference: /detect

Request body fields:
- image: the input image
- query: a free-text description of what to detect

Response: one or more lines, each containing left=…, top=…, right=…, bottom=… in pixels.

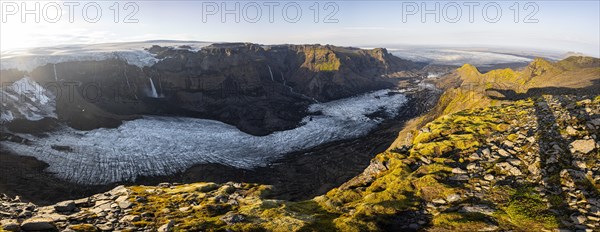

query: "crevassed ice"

left=0, top=50, right=160, bottom=72
left=2, top=90, right=407, bottom=185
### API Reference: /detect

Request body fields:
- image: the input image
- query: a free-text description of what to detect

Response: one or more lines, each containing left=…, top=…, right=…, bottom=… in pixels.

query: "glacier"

left=389, top=48, right=533, bottom=66
left=0, top=41, right=212, bottom=72
left=2, top=89, right=408, bottom=185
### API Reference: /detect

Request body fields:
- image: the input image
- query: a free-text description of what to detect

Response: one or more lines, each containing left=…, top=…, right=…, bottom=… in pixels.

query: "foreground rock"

left=20, top=218, right=55, bottom=231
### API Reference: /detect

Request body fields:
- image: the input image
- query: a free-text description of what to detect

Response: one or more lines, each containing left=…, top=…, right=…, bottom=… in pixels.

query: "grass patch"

left=432, top=212, right=493, bottom=231
left=502, top=188, right=559, bottom=229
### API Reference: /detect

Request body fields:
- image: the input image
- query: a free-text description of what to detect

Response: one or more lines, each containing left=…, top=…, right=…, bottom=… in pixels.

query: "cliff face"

left=2, top=43, right=424, bottom=135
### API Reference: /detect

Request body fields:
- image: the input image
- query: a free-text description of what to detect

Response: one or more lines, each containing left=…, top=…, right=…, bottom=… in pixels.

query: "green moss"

left=495, top=123, right=510, bottom=132
left=412, top=175, right=455, bottom=201
left=502, top=188, right=559, bottom=229
left=286, top=201, right=339, bottom=231
left=305, top=47, right=341, bottom=71
left=331, top=189, right=362, bottom=203
left=197, top=183, right=219, bottom=192
left=315, top=60, right=341, bottom=71
left=132, top=221, right=154, bottom=228
left=413, top=131, right=434, bottom=144
left=507, top=134, right=519, bottom=142
left=67, top=224, right=99, bottom=232
left=432, top=212, right=492, bottom=230
left=547, top=195, right=563, bottom=207
left=333, top=216, right=377, bottom=232
left=448, top=134, right=480, bottom=150
left=414, top=163, right=453, bottom=175
left=412, top=140, right=454, bottom=157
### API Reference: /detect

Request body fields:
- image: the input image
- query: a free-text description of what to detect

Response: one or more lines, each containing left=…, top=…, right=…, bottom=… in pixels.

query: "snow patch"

left=0, top=77, right=56, bottom=122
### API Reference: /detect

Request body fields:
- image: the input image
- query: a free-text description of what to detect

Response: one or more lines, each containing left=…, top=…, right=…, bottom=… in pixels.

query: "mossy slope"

left=116, top=95, right=598, bottom=231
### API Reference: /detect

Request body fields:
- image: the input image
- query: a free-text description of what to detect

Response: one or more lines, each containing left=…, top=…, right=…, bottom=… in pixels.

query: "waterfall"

left=124, top=68, right=139, bottom=100
left=148, top=78, right=159, bottom=98
left=281, top=72, right=293, bottom=93
left=53, top=64, right=58, bottom=81
left=267, top=65, right=274, bottom=82
left=280, top=72, right=287, bottom=85
left=280, top=72, right=319, bottom=103
left=124, top=70, right=132, bottom=90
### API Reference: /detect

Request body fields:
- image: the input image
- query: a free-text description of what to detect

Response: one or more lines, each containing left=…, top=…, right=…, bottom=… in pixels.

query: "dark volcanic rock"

left=22, top=43, right=424, bottom=135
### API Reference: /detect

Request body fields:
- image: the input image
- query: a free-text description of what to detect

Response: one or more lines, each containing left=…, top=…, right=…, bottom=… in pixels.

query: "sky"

left=1, top=1, right=599, bottom=56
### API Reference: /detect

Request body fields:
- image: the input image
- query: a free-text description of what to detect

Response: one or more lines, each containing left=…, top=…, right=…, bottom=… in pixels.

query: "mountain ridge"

left=1, top=43, right=426, bottom=136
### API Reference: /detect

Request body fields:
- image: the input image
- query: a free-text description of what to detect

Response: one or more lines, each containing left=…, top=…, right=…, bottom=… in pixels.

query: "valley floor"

left=0, top=88, right=438, bottom=206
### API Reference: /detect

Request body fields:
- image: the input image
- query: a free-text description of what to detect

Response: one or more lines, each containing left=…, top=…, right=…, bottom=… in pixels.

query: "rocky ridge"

left=1, top=95, right=597, bottom=231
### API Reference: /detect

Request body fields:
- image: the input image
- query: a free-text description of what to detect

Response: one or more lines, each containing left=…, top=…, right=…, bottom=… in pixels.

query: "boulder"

left=1, top=219, right=20, bottom=232
left=220, top=213, right=246, bottom=225
left=497, top=149, right=511, bottom=157
left=116, top=195, right=133, bottom=209
left=158, top=220, right=175, bottom=232
left=431, top=199, right=446, bottom=204
left=481, top=148, right=491, bottom=156
left=96, top=223, right=113, bottom=231
left=570, top=139, right=596, bottom=154
left=451, top=168, right=467, bottom=174
left=120, top=215, right=141, bottom=223
left=446, top=194, right=461, bottom=203
left=495, top=162, right=523, bottom=176
left=20, top=217, right=56, bottom=231
left=108, top=185, right=128, bottom=196
left=54, top=200, right=76, bottom=212
left=73, top=198, right=90, bottom=207
left=566, top=126, right=578, bottom=136
left=572, top=160, right=587, bottom=170
left=459, top=205, right=495, bottom=215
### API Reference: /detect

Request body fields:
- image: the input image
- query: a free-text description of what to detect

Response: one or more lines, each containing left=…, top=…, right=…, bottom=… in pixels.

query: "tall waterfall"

left=148, top=78, right=159, bottom=98
left=267, top=65, right=274, bottom=81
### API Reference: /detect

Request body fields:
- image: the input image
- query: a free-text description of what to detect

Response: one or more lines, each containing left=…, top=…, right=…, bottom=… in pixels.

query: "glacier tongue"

left=0, top=77, right=56, bottom=122
left=0, top=41, right=212, bottom=72
left=2, top=89, right=408, bottom=185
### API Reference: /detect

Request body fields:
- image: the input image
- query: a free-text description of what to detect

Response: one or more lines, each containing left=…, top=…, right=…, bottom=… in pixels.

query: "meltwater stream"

left=2, top=90, right=408, bottom=185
